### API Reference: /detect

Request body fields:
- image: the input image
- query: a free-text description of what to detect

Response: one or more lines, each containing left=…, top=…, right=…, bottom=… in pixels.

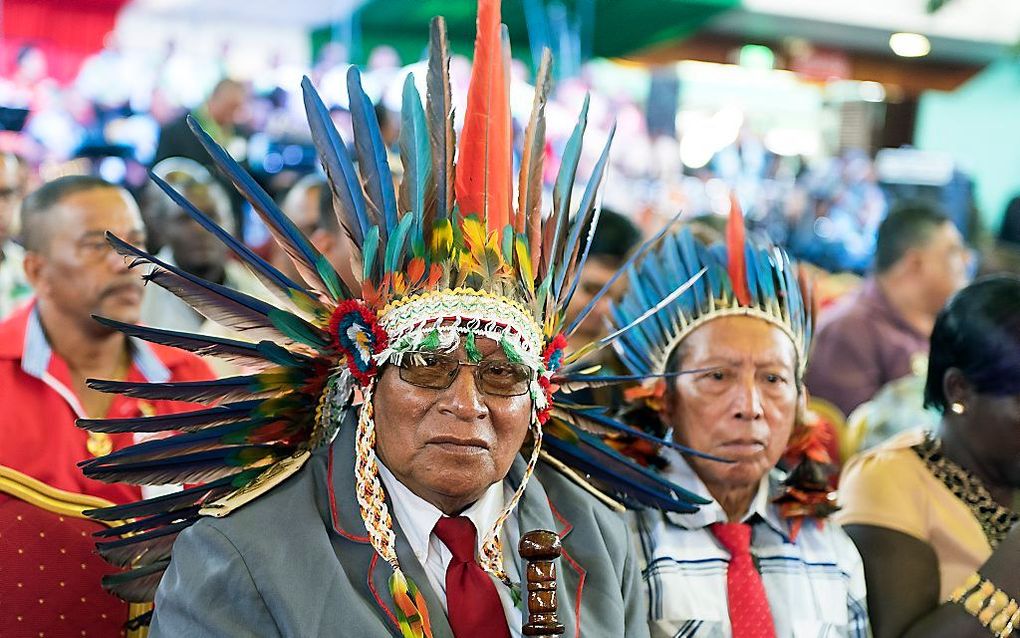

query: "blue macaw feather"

left=610, top=296, right=654, bottom=368
left=624, top=264, right=671, bottom=346
left=362, top=225, right=380, bottom=283
left=301, top=76, right=369, bottom=246
left=743, top=241, right=759, bottom=307
left=84, top=470, right=263, bottom=521
left=96, top=520, right=191, bottom=569
left=677, top=228, right=709, bottom=311
left=399, top=73, right=431, bottom=252
left=148, top=173, right=320, bottom=314
left=79, top=445, right=283, bottom=486
left=754, top=247, right=777, bottom=313
left=347, top=66, right=398, bottom=234
left=541, top=433, right=704, bottom=512
left=107, top=233, right=307, bottom=346
left=559, top=406, right=728, bottom=464
left=90, top=316, right=312, bottom=370
left=78, top=400, right=265, bottom=434
left=567, top=211, right=685, bottom=338
left=186, top=116, right=347, bottom=301
left=84, top=419, right=303, bottom=470
left=94, top=505, right=200, bottom=539
left=548, top=95, right=590, bottom=269
left=555, top=124, right=615, bottom=304
left=86, top=372, right=298, bottom=404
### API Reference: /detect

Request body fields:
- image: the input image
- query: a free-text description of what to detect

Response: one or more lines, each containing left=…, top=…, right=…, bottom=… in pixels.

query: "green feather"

left=399, top=74, right=432, bottom=252
left=316, top=254, right=344, bottom=300
left=362, top=226, right=380, bottom=282
left=384, top=214, right=414, bottom=275
left=267, top=309, right=330, bottom=350
left=501, top=226, right=514, bottom=265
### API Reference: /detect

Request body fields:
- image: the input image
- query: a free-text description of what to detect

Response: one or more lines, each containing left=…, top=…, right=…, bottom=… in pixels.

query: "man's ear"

left=22, top=250, right=46, bottom=293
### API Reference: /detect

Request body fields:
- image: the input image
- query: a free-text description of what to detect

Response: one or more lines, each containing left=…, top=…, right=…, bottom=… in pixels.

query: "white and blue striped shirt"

left=633, top=449, right=870, bottom=638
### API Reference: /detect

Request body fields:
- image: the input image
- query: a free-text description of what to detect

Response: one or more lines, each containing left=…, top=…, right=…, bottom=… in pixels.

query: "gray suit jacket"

left=149, top=416, right=649, bottom=637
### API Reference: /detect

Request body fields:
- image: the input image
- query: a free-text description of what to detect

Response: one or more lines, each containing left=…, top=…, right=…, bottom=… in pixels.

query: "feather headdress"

left=77, top=1, right=711, bottom=634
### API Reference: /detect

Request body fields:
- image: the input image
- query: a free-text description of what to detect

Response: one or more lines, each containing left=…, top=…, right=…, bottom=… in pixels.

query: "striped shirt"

left=633, top=449, right=870, bottom=638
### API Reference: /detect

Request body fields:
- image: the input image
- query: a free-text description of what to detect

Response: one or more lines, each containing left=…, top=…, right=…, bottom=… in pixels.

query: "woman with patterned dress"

left=838, top=275, right=1020, bottom=638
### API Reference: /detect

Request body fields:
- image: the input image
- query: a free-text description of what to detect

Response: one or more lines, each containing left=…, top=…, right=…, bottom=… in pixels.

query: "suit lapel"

left=322, top=414, right=453, bottom=638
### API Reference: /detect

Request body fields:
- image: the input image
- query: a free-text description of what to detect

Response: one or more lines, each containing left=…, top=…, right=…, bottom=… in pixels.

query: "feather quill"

left=347, top=66, right=398, bottom=234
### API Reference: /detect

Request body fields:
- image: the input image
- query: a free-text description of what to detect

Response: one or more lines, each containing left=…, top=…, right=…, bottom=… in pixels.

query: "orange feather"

left=455, top=0, right=512, bottom=233
left=726, top=192, right=751, bottom=306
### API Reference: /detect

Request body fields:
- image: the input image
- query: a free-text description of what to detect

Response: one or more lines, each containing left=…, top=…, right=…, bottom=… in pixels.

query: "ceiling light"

left=889, top=32, right=931, bottom=57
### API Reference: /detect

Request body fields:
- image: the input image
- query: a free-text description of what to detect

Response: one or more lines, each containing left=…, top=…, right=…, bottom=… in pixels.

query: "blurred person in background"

left=140, top=164, right=267, bottom=335
left=837, top=276, right=1020, bottom=638
left=154, top=78, right=251, bottom=235
left=564, top=208, right=642, bottom=351
left=273, top=173, right=356, bottom=286
left=807, top=201, right=970, bottom=418
left=0, top=175, right=212, bottom=502
left=0, top=152, right=32, bottom=318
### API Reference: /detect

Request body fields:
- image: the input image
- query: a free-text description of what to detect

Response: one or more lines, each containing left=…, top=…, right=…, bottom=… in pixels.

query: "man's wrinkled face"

left=28, top=187, right=146, bottom=330
left=666, top=315, right=800, bottom=492
left=373, top=337, right=533, bottom=513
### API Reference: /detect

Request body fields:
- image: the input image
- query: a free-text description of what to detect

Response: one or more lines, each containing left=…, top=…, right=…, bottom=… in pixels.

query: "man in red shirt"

left=0, top=175, right=212, bottom=503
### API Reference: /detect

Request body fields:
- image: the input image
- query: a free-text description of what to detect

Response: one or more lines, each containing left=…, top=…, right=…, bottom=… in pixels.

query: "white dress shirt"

left=378, top=461, right=523, bottom=637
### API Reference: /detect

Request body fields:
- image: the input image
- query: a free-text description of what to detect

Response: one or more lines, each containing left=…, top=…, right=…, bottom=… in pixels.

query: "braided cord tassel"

left=355, top=386, right=433, bottom=638
left=478, top=414, right=544, bottom=587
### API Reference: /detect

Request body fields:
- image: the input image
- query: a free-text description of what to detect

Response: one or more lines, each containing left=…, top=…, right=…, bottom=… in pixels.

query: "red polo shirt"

left=0, top=303, right=214, bottom=504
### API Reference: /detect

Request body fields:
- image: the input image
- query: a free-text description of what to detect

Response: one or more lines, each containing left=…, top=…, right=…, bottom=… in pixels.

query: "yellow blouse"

left=836, top=429, right=991, bottom=601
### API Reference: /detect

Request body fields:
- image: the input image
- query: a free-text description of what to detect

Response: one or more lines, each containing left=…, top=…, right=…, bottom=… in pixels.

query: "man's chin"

left=93, top=301, right=141, bottom=329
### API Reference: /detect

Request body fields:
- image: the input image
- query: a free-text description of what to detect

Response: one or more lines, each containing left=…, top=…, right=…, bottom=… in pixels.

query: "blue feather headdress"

left=610, top=204, right=814, bottom=382
left=75, top=1, right=711, bottom=633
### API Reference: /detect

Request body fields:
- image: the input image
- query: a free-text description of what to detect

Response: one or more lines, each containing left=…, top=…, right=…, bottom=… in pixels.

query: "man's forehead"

left=684, top=316, right=797, bottom=367
left=51, top=188, right=143, bottom=237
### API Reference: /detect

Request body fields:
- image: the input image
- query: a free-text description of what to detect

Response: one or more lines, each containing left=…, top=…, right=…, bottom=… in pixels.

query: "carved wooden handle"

left=519, top=529, right=565, bottom=636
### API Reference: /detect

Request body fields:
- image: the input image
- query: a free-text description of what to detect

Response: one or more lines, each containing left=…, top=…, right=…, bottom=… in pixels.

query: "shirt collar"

left=660, top=446, right=791, bottom=540
left=377, top=459, right=507, bottom=565
left=21, top=305, right=171, bottom=383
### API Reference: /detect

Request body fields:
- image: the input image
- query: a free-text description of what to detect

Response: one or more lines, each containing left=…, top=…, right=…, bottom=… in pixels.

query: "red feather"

left=726, top=192, right=752, bottom=306
left=455, top=0, right=512, bottom=233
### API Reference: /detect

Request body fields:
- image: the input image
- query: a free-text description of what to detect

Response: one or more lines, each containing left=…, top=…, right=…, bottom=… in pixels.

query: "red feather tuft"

left=455, top=0, right=512, bottom=233
left=726, top=192, right=751, bottom=306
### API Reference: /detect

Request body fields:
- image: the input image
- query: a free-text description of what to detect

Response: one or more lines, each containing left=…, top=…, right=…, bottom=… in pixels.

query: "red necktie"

left=710, top=522, right=777, bottom=638
left=433, top=516, right=511, bottom=638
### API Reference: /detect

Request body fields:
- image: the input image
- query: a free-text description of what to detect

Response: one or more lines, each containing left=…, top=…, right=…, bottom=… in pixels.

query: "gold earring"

left=951, top=402, right=966, bottom=415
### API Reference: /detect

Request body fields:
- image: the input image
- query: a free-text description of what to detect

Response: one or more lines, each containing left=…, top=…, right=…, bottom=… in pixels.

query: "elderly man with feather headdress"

left=610, top=207, right=871, bottom=637
left=75, top=2, right=716, bottom=637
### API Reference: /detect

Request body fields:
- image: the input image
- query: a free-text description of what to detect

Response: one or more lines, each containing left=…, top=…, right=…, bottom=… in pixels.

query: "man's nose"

left=732, top=376, right=764, bottom=421
left=438, top=366, right=489, bottom=420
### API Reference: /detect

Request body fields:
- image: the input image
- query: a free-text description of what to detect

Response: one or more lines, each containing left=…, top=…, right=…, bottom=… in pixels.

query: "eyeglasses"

left=396, top=351, right=534, bottom=397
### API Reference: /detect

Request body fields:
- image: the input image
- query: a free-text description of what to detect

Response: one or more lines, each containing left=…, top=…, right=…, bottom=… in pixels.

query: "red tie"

left=433, top=516, right=511, bottom=638
left=710, top=522, right=777, bottom=638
